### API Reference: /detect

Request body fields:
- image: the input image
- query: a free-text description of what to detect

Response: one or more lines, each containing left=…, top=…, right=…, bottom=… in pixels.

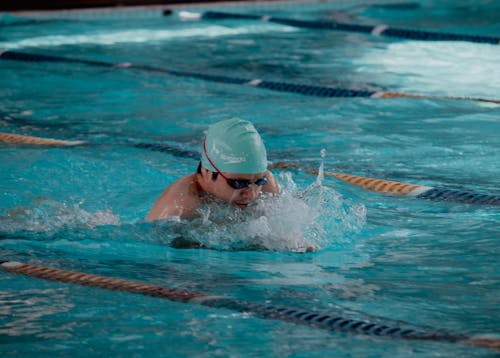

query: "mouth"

left=234, top=202, right=249, bottom=209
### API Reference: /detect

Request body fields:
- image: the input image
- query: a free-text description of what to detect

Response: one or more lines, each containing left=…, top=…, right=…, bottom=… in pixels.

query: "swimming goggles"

left=203, top=138, right=268, bottom=190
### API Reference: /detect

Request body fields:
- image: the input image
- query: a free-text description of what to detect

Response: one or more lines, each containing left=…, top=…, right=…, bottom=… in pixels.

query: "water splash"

left=0, top=153, right=365, bottom=253
left=0, top=24, right=297, bottom=50
left=353, top=41, right=500, bottom=98
left=316, top=148, right=326, bottom=186
left=160, top=152, right=366, bottom=252
left=0, top=198, right=120, bottom=235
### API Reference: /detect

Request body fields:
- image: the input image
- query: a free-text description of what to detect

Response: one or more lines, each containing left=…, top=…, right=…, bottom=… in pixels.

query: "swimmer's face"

left=203, top=170, right=267, bottom=209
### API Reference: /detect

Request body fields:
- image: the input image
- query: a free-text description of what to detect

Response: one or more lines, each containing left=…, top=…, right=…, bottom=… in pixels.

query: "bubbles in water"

left=353, top=41, right=500, bottom=98
left=0, top=153, right=365, bottom=254
left=0, top=24, right=297, bottom=50
left=0, top=198, right=120, bottom=235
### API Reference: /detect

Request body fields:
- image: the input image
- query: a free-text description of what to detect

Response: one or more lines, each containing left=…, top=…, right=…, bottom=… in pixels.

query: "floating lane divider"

left=180, top=10, right=500, bottom=45
left=3, top=260, right=500, bottom=350
left=327, top=172, right=500, bottom=205
left=270, top=163, right=500, bottom=205
left=0, top=131, right=199, bottom=159
left=1, top=50, right=499, bottom=105
left=1, top=131, right=498, bottom=205
left=0, top=131, right=84, bottom=146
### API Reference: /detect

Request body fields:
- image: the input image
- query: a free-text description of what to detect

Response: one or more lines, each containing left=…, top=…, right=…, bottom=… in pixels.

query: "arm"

left=262, top=170, right=280, bottom=194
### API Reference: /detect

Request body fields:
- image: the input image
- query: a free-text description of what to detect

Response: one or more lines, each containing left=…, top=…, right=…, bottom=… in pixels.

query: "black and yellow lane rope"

left=1, top=131, right=498, bottom=205
left=2, top=260, right=499, bottom=350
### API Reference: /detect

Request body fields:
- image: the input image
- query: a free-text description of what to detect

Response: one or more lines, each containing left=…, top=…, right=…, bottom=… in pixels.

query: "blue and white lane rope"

left=1, top=50, right=499, bottom=105
left=180, top=10, right=500, bottom=45
left=2, top=260, right=494, bottom=349
left=1, top=131, right=498, bottom=206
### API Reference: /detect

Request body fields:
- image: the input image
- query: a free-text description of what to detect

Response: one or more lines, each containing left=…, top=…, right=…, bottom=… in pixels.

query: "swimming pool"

left=1, top=0, right=499, bottom=356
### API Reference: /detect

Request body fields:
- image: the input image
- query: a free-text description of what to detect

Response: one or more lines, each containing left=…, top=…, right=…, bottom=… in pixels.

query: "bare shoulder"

left=146, top=174, right=201, bottom=221
left=263, top=170, right=280, bottom=194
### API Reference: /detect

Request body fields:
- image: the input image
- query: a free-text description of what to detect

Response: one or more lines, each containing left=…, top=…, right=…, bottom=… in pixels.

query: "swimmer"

left=146, top=118, right=280, bottom=221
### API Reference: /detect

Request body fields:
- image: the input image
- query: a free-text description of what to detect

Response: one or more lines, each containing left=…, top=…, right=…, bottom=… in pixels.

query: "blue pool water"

left=0, top=1, right=499, bottom=356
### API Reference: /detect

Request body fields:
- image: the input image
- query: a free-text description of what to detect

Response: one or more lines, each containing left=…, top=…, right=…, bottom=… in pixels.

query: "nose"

left=240, top=185, right=259, bottom=200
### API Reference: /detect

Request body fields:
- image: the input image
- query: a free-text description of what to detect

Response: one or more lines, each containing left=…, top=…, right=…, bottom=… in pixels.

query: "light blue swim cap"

left=201, top=118, right=268, bottom=174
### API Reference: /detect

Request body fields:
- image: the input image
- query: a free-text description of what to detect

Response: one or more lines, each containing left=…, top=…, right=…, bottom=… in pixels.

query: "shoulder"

left=170, top=174, right=199, bottom=193
left=146, top=174, right=201, bottom=221
left=156, top=174, right=199, bottom=200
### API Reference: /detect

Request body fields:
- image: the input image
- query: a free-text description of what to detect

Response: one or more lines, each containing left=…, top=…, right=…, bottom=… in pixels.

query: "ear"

left=199, top=167, right=210, bottom=182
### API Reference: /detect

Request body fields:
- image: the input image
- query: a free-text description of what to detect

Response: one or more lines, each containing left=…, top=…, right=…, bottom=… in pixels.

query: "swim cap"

left=201, top=118, right=267, bottom=174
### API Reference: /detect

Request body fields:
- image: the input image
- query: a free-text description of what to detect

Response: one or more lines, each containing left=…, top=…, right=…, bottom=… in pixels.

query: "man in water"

left=146, top=118, right=280, bottom=221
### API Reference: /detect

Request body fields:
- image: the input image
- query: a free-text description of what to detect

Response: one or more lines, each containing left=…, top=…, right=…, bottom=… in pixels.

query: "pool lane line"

left=4, top=260, right=499, bottom=350
left=269, top=163, right=500, bottom=205
left=0, top=131, right=200, bottom=158
left=1, top=131, right=498, bottom=205
left=1, top=50, right=499, bottom=105
left=180, top=10, right=500, bottom=46
left=0, top=131, right=85, bottom=146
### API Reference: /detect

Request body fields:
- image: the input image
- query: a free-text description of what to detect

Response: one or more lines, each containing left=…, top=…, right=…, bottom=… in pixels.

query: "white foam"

left=0, top=24, right=297, bottom=50
left=0, top=199, right=121, bottom=234
left=354, top=41, right=500, bottom=99
left=165, top=168, right=366, bottom=252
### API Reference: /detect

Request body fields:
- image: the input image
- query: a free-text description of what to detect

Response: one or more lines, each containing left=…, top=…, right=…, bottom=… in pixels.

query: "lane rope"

left=329, top=172, right=499, bottom=205
left=1, top=131, right=498, bottom=205
left=0, top=131, right=84, bottom=146
left=1, top=50, right=499, bottom=105
left=271, top=163, right=500, bottom=205
left=182, top=10, right=500, bottom=45
left=5, top=260, right=498, bottom=349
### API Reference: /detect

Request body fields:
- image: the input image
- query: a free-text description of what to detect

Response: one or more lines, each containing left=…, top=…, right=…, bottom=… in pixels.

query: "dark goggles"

left=225, top=177, right=268, bottom=190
